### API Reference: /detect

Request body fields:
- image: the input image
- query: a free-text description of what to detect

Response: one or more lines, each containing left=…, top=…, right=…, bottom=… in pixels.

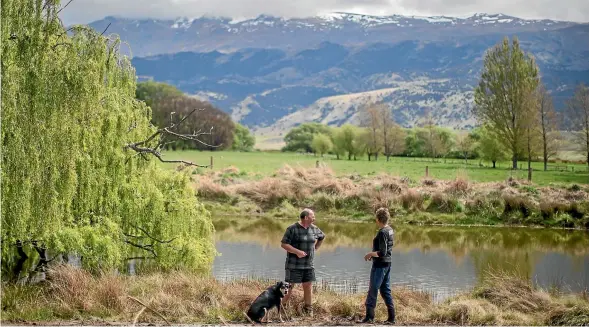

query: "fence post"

left=528, top=167, right=532, bottom=182
left=426, top=166, right=429, bottom=178
left=210, top=156, right=213, bottom=169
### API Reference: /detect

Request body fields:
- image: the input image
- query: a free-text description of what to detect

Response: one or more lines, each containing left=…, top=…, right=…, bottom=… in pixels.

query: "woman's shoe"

left=357, top=307, right=375, bottom=323
left=384, top=304, right=395, bottom=324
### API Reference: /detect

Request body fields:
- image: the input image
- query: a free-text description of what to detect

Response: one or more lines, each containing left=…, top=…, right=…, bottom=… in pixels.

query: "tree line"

left=282, top=118, right=508, bottom=168
left=135, top=81, right=255, bottom=152
left=283, top=37, right=589, bottom=171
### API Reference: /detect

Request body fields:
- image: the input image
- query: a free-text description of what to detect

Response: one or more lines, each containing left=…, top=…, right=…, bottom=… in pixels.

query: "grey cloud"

left=394, top=0, right=589, bottom=22
left=60, top=0, right=391, bottom=25
left=59, top=0, right=589, bottom=25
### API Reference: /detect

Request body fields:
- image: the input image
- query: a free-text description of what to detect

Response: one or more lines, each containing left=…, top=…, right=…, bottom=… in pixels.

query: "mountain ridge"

left=87, top=12, right=589, bottom=134
left=88, top=12, right=583, bottom=57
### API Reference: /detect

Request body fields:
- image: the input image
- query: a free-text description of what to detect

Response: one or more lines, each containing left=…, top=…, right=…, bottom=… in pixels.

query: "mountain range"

left=86, top=13, right=589, bottom=138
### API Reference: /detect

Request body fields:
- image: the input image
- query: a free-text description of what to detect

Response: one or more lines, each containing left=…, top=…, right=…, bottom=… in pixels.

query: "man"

left=280, top=208, right=325, bottom=317
left=359, top=207, right=395, bottom=324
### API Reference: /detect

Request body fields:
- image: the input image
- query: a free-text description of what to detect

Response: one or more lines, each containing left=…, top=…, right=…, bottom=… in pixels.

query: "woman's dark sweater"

left=371, top=225, right=394, bottom=268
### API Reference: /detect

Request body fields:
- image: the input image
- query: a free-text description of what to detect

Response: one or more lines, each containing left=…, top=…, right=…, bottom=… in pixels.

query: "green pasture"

left=158, top=150, right=588, bottom=186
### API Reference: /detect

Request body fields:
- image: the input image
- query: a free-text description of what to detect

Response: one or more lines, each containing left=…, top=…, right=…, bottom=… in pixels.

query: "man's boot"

left=303, top=304, right=313, bottom=318
left=384, top=304, right=395, bottom=324
left=358, top=306, right=375, bottom=323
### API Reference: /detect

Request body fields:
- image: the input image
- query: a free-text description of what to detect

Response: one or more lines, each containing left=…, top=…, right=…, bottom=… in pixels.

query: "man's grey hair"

left=300, top=208, right=314, bottom=219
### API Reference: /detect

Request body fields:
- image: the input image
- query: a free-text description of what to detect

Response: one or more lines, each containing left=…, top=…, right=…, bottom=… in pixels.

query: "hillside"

left=86, top=13, right=589, bottom=134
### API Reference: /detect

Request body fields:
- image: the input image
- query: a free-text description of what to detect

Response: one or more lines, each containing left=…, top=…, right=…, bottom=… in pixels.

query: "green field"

left=158, top=150, right=588, bottom=186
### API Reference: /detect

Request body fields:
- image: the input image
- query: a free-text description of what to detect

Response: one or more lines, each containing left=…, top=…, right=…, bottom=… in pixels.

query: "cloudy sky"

left=60, top=0, right=589, bottom=25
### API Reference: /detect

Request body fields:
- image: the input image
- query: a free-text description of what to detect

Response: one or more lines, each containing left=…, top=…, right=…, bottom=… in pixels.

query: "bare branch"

left=56, top=0, right=74, bottom=15
left=123, top=239, right=157, bottom=257
left=125, top=256, right=155, bottom=261
left=130, top=224, right=177, bottom=244
left=100, top=22, right=112, bottom=36
left=125, top=108, right=217, bottom=167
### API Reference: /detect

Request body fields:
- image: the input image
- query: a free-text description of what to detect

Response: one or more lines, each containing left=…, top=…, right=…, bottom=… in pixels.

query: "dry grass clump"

left=400, top=189, right=424, bottom=212
left=545, top=301, right=589, bottom=326
left=235, top=178, right=305, bottom=207
left=447, top=176, right=470, bottom=195
left=421, top=178, right=437, bottom=187
left=427, top=192, right=461, bottom=214
left=45, top=264, right=127, bottom=315
left=195, top=164, right=589, bottom=229
left=3, top=265, right=589, bottom=325
left=196, top=176, right=234, bottom=200
left=502, top=194, right=535, bottom=218
left=430, top=298, right=498, bottom=325
left=473, top=271, right=552, bottom=313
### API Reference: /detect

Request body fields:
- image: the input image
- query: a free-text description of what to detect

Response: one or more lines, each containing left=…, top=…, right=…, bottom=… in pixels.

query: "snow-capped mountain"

left=83, top=12, right=589, bottom=134
left=88, top=12, right=578, bottom=56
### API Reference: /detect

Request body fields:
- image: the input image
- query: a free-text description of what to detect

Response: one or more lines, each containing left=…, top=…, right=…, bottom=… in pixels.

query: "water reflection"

left=212, top=217, right=589, bottom=299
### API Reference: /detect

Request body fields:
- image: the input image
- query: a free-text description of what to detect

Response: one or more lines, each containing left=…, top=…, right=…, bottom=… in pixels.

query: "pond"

left=212, top=217, right=589, bottom=301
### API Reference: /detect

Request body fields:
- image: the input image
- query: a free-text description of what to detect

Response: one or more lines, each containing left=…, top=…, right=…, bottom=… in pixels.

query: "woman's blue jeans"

left=365, top=265, right=394, bottom=309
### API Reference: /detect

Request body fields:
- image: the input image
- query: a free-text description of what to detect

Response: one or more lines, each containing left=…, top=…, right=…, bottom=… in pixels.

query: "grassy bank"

left=160, top=150, right=588, bottom=186
left=2, top=265, right=588, bottom=326
left=192, top=164, right=589, bottom=229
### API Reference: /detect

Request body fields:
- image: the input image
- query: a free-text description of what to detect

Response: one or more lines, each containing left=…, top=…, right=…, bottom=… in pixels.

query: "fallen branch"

left=127, top=295, right=171, bottom=326
left=218, top=314, right=229, bottom=326
left=132, top=307, right=146, bottom=327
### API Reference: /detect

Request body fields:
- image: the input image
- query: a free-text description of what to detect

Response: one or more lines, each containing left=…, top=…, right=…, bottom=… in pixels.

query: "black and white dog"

left=245, top=281, right=290, bottom=324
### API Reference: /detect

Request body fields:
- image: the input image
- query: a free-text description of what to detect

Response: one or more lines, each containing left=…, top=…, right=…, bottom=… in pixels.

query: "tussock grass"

left=2, top=265, right=589, bottom=326
left=196, top=164, right=589, bottom=229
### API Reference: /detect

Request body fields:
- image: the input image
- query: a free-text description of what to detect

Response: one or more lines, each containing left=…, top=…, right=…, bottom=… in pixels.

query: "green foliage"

left=311, top=133, right=333, bottom=157
left=135, top=81, right=183, bottom=108
left=475, top=125, right=508, bottom=167
left=332, top=124, right=363, bottom=160
left=474, top=36, right=540, bottom=169
left=1, top=0, right=215, bottom=273
left=136, top=82, right=235, bottom=151
left=232, top=123, right=256, bottom=152
left=282, top=123, right=333, bottom=152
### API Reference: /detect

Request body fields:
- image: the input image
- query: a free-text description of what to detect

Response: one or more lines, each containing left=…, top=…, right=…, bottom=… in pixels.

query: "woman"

left=359, top=207, right=395, bottom=324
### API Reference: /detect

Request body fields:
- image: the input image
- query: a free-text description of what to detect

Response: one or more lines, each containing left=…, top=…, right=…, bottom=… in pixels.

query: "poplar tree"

left=473, top=36, right=540, bottom=170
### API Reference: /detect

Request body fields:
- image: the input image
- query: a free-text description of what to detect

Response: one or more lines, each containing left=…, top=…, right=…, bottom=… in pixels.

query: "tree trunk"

left=586, top=129, right=589, bottom=171
left=386, top=154, right=390, bottom=162
left=348, top=153, right=352, bottom=160
left=527, top=128, right=533, bottom=181
left=542, top=114, right=548, bottom=171
left=375, top=153, right=378, bottom=161
left=368, top=154, right=372, bottom=161
left=492, top=161, right=496, bottom=168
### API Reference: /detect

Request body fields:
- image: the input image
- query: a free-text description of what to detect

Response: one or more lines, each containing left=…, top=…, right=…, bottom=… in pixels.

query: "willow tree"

left=473, top=36, right=540, bottom=169
left=1, top=0, right=215, bottom=274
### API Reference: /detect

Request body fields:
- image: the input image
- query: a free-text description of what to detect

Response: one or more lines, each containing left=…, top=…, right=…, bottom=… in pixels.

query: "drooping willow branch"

left=124, top=108, right=221, bottom=167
